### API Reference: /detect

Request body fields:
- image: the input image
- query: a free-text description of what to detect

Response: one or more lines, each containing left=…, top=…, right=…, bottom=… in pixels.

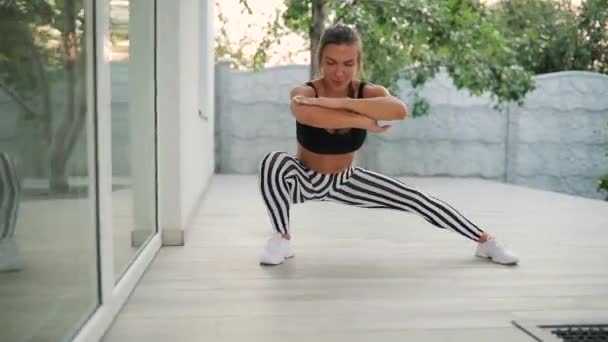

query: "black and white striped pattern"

left=0, top=152, right=20, bottom=240
left=259, top=151, right=484, bottom=241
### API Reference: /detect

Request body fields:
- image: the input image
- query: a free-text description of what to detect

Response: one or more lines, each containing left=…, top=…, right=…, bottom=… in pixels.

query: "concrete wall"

left=510, top=72, right=608, bottom=197
left=214, top=63, right=305, bottom=173
left=214, top=62, right=608, bottom=200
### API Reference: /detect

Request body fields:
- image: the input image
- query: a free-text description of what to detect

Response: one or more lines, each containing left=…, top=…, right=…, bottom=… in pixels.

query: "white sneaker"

left=259, top=233, right=294, bottom=266
left=475, top=238, right=519, bottom=265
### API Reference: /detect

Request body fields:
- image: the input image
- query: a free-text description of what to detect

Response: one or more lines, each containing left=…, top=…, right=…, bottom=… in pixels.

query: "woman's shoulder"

left=294, top=79, right=323, bottom=97
left=357, top=81, right=391, bottom=98
left=290, top=83, right=316, bottom=97
left=307, top=78, right=322, bottom=90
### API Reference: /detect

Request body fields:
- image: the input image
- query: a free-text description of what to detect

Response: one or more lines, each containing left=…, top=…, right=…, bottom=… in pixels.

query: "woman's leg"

left=258, top=151, right=350, bottom=265
left=0, top=152, right=23, bottom=271
left=258, top=151, right=321, bottom=265
left=258, top=151, right=315, bottom=237
left=326, top=167, right=518, bottom=264
left=0, top=153, right=20, bottom=241
left=327, top=167, right=484, bottom=241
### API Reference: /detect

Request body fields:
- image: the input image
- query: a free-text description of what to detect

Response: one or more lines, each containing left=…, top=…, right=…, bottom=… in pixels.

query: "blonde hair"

left=316, top=23, right=364, bottom=79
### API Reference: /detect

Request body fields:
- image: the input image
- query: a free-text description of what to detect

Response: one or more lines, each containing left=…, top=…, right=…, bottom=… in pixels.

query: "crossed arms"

left=290, top=84, right=408, bottom=133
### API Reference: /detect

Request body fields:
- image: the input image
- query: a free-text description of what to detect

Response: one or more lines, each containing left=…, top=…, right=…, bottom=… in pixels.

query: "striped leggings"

left=258, top=152, right=484, bottom=241
left=0, top=152, right=20, bottom=241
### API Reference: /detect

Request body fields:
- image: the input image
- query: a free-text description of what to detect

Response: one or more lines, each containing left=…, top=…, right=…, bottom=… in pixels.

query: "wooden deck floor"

left=103, top=175, right=608, bottom=342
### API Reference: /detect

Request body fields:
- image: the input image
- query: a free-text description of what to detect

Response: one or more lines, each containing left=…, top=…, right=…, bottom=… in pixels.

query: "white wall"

left=157, top=0, right=214, bottom=245
left=179, top=0, right=204, bottom=233
left=200, top=0, right=215, bottom=182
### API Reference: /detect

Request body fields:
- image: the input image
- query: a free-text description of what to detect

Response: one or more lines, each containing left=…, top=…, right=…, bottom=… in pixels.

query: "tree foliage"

left=281, top=0, right=535, bottom=116
left=490, top=0, right=608, bottom=75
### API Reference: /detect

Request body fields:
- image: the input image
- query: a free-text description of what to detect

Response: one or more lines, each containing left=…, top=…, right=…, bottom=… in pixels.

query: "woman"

left=258, top=24, right=518, bottom=266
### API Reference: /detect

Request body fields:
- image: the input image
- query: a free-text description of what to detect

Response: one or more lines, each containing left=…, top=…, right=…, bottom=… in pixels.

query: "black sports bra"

left=296, top=81, right=367, bottom=154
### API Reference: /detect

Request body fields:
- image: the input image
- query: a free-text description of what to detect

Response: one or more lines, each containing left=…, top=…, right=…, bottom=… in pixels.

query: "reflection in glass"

left=0, top=1, right=99, bottom=340
left=109, top=0, right=157, bottom=281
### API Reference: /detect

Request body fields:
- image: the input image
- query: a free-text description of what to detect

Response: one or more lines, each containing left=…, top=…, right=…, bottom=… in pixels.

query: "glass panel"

left=109, top=0, right=157, bottom=281
left=0, top=1, right=99, bottom=340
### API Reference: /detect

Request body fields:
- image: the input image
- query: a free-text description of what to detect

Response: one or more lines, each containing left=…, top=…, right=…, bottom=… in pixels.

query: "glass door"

left=0, top=1, right=100, bottom=340
left=107, top=0, right=158, bottom=282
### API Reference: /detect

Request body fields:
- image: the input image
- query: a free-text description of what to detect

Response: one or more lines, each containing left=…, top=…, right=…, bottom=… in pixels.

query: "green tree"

left=281, top=0, right=535, bottom=116
left=0, top=0, right=86, bottom=193
left=490, top=0, right=608, bottom=75
left=574, top=0, right=608, bottom=74
left=598, top=174, right=608, bottom=200
left=490, top=0, right=577, bottom=74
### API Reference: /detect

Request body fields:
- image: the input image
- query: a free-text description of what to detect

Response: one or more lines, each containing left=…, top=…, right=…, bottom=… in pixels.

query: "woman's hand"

left=362, top=116, right=391, bottom=133
left=292, top=95, right=316, bottom=106
left=293, top=95, right=345, bottom=109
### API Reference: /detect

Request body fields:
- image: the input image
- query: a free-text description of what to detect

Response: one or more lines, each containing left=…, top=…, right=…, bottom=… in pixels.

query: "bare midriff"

left=297, top=144, right=354, bottom=174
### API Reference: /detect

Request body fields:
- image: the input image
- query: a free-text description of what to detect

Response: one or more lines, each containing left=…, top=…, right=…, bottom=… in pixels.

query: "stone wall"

left=509, top=72, right=608, bottom=197
left=215, top=61, right=608, bottom=200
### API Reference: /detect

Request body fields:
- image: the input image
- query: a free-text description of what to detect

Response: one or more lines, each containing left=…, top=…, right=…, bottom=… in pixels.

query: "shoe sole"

left=259, top=254, right=295, bottom=266
left=476, top=254, right=518, bottom=265
left=259, top=261, right=283, bottom=266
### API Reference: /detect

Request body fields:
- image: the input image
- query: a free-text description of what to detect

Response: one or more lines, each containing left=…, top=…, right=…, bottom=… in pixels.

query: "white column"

left=178, top=0, right=202, bottom=232
left=200, top=0, right=215, bottom=176
left=156, top=0, right=183, bottom=245
left=155, top=0, right=214, bottom=246
left=129, top=0, right=156, bottom=246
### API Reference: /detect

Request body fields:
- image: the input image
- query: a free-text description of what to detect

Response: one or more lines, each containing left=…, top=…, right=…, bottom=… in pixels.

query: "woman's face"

left=320, top=43, right=359, bottom=91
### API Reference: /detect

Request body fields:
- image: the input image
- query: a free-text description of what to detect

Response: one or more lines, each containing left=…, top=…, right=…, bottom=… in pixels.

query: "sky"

left=214, top=0, right=309, bottom=66
left=214, top=0, right=584, bottom=68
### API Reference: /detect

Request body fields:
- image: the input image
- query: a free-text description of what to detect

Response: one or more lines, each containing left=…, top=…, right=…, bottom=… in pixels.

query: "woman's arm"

left=343, top=86, right=408, bottom=120
left=290, top=86, right=389, bottom=132
left=294, top=84, right=408, bottom=121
